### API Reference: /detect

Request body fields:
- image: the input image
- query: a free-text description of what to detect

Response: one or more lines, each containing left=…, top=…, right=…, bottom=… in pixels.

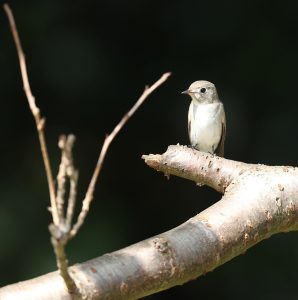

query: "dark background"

left=0, top=0, right=298, bottom=299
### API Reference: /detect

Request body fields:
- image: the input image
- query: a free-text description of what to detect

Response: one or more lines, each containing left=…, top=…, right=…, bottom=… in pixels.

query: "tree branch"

left=70, top=72, right=171, bottom=238
left=4, top=3, right=171, bottom=296
left=3, top=3, right=59, bottom=226
left=143, top=145, right=248, bottom=193
left=2, top=145, right=298, bottom=299
left=3, top=4, right=297, bottom=296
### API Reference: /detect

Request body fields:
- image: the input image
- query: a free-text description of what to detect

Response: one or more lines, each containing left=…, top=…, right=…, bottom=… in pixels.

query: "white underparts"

left=188, top=102, right=223, bottom=153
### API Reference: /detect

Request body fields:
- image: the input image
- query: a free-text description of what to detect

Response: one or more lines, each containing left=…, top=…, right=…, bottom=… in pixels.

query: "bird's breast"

left=188, top=102, right=223, bottom=152
left=190, top=102, right=222, bottom=128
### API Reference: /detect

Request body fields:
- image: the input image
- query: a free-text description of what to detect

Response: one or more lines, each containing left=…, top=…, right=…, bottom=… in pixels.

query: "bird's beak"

left=181, top=90, right=189, bottom=95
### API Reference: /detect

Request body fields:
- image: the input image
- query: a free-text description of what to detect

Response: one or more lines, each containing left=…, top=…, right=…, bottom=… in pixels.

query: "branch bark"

left=2, top=145, right=298, bottom=299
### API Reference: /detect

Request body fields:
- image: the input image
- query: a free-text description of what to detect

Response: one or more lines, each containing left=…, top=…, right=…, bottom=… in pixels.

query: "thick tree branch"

left=2, top=145, right=298, bottom=299
left=143, top=145, right=249, bottom=193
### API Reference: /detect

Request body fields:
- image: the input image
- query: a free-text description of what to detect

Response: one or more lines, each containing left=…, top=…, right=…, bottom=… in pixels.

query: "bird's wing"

left=188, top=118, right=191, bottom=140
left=187, top=102, right=193, bottom=143
left=215, top=105, right=226, bottom=157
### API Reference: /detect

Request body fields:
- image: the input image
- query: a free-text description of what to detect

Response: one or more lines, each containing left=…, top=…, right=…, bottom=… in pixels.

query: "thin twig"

left=65, top=169, right=78, bottom=228
left=62, top=135, right=79, bottom=228
left=4, top=3, right=59, bottom=226
left=70, top=72, right=171, bottom=237
left=4, top=3, right=170, bottom=293
left=4, top=4, right=78, bottom=294
left=56, top=134, right=78, bottom=226
left=56, top=136, right=68, bottom=220
left=49, top=226, right=78, bottom=295
left=50, top=135, right=79, bottom=295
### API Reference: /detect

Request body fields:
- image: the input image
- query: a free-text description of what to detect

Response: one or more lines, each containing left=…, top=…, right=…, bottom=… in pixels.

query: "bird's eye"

left=200, top=88, right=206, bottom=93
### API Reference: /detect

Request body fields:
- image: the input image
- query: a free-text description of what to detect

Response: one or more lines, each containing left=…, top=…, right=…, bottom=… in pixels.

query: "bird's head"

left=182, top=80, right=218, bottom=103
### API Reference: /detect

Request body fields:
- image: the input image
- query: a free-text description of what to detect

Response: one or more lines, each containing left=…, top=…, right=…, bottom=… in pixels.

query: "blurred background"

left=0, top=0, right=298, bottom=299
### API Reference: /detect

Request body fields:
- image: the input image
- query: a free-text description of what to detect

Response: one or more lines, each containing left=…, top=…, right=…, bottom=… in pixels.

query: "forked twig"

left=4, top=2, right=171, bottom=296
left=4, top=3, right=59, bottom=226
left=70, top=72, right=171, bottom=237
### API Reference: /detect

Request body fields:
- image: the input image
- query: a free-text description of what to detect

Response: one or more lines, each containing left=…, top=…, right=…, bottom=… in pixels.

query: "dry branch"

left=3, top=3, right=59, bottom=225
left=4, top=2, right=298, bottom=300
left=70, top=72, right=171, bottom=238
left=3, top=2, right=171, bottom=297
left=2, top=145, right=298, bottom=299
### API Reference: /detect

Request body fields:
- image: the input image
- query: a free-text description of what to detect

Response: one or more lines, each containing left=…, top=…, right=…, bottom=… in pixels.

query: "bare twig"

left=56, top=136, right=68, bottom=220
left=56, top=135, right=78, bottom=227
left=4, top=4, right=79, bottom=294
left=4, top=3, right=171, bottom=295
left=49, top=225, right=77, bottom=295
left=70, top=72, right=171, bottom=237
left=57, top=135, right=79, bottom=228
left=65, top=169, right=79, bottom=228
left=49, top=135, right=79, bottom=295
left=4, top=3, right=59, bottom=226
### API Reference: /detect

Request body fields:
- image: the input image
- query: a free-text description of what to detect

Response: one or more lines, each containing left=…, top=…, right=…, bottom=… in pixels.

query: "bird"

left=182, top=80, right=226, bottom=157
